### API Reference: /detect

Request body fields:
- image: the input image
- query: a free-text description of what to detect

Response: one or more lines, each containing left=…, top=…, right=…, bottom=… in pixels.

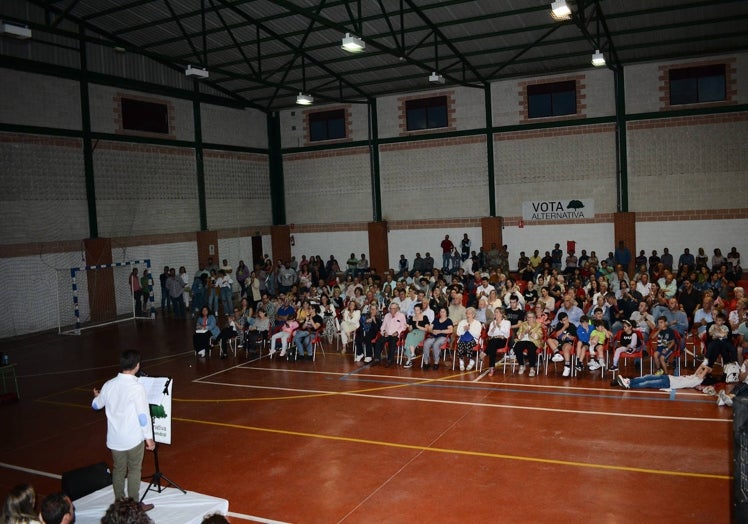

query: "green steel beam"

left=484, top=85, right=495, bottom=217
left=615, top=66, right=628, bottom=212
left=368, top=99, right=382, bottom=222
left=78, top=28, right=98, bottom=239
left=266, top=113, right=286, bottom=226
left=192, top=82, right=208, bottom=231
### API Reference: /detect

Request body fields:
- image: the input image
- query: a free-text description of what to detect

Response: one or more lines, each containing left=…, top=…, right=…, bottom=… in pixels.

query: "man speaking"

left=92, top=350, right=156, bottom=511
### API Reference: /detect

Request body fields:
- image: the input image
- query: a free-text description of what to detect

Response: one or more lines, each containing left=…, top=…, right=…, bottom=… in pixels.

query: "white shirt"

left=92, top=373, right=153, bottom=451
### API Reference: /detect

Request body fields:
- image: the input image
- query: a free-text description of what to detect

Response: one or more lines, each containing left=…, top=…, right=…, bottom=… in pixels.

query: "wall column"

left=614, top=212, right=636, bottom=275
left=481, top=216, right=503, bottom=251
left=368, top=221, right=389, bottom=276
left=84, top=237, right=113, bottom=322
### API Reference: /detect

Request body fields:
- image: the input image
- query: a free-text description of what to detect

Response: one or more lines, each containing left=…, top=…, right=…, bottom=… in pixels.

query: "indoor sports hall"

left=1, top=1, right=747, bottom=523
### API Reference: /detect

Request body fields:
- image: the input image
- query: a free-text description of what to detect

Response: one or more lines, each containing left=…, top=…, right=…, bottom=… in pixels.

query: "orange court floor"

left=0, top=316, right=735, bottom=523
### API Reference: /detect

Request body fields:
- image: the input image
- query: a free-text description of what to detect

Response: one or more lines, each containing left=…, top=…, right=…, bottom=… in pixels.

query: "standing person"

left=129, top=268, right=143, bottom=317
left=166, top=268, right=185, bottom=319
left=247, top=270, right=261, bottom=309
left=615, top=240, right=632, bottom=275
left=441, top=235, right=455, bottom=272
left=460, top=233, right=471, bottom=261
left=236, top=260, right=250, bottom=299
left=178, top=266, right=190, bottom=313
left=91, top=350, right=156, bottom=512
left=139, top=269, right=151, bottom=315
left=159, top=265, right=170, bottom=314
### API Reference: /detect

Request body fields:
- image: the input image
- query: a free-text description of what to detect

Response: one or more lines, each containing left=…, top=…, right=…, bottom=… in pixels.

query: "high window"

left=405, top=96, right=448, bottom=131
left=309, top=109, right=346, bottom=141
left=120, top=98, right=169, bottom=134
left=527, top=80, right=576, bottom=118
left=669, top=64, right=726, bottom=105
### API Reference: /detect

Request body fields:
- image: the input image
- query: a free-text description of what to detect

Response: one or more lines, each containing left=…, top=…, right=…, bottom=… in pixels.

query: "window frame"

left=405, top=95, right=449, bottom=131
left=308, top=108, right=347, bottom=142
left=526, top=80, right=577, bottom=119
left=669, top=64, right=726, bottom=106
left=120, top=97, right=170, bottom=135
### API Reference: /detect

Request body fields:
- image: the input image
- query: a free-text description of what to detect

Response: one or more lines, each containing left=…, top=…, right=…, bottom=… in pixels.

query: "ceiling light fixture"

left=428, top=72, right=445, bottom=85
left=185, top=65, right=209, bottom=79
left=296, top=92, right=314, bottom=106
left=341, top=33, right=365, bottom=53
left=0, top=21, right=32, bottom=39
left=591, top=50, right=606, bottom=67
left=550, top=0, right=571, bottom=20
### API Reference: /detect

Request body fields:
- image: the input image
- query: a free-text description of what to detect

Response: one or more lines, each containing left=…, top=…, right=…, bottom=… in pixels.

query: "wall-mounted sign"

left=522, top=199, right=595, bottom=221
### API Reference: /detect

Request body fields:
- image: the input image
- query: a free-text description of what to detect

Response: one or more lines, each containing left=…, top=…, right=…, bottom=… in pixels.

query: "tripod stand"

left=140, top=401, right=186, bottom=502
left=140, top=440, right=186, bottom=501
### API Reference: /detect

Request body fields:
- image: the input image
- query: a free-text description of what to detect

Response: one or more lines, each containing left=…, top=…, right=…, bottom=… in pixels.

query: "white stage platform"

left=74, top=481, right=228, bottom=523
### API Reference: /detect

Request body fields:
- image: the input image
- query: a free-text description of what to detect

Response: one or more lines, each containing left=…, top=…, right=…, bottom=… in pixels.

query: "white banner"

left=522, top=199, right=595, bottom=221
left=140, top=376, right=173, bottom=445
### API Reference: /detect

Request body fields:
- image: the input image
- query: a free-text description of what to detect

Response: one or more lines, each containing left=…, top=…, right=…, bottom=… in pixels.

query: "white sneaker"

left=466, top=359, right=475, bottom=371
left=364, top=356, right=373, bottom=363
left=551, top=351, right=564, bottom=363
left=197, top=349, right=206, bottom=358
left=518, top=365, right=525, bottom=375
left=354, top=353, right=363, bottom=362
left=616, top=375, right=631, bottom=389
left=562, top=365, right=571, bottom=377
left=279, top=350, right=287, bottom=357
left=588, top=361, right=601, bottom=371
left=529, top=367, right=536, bottom=377
left=459, top=360, right=466, bottom=371
left=718, top=390, right=733, bottom=407
left=269, top=349, right=276, bottom=357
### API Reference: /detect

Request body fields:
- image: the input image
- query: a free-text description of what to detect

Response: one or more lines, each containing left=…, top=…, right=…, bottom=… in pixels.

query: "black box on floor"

left=61, top=462, right=112, bottom=501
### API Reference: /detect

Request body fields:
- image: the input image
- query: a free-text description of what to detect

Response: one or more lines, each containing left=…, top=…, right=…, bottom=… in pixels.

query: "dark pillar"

left=368, top=221, right=389, bottom=276
left=481, top=216, right=503, bottom=251
left=614, top=212, right=636, bottom=275
left=196, top=230, right=219, bottom=269
left=271, top=225, right=291, bottom=264
left=84, top=237, right=113, bottom=322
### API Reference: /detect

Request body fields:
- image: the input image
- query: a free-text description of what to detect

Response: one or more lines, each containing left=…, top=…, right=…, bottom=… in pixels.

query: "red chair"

left=609, top=329, right=645, bottom=378
left=310, top=328, right=325, bottom=361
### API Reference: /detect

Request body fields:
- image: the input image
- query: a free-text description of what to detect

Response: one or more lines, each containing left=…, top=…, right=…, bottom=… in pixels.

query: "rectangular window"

left=309, top=109, right=346, bottom=141
left=121, top=98, right=169, bottom=134
left=527, top=80, right=576, bottom=118
left=669, top=64, right=726, bottom=105
left=405, top=96, right=448, bottom=131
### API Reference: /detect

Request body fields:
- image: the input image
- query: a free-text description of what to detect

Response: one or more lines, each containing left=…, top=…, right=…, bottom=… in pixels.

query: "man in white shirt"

left=92, top=350, right=155, bottom=511
left=475, top=277, right=495, bottom=302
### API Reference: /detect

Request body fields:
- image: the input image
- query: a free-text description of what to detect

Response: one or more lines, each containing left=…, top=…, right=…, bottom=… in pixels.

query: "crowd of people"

left=1, top=483, right=231, bottom=524
left=176, top=239, right=745, bottom=398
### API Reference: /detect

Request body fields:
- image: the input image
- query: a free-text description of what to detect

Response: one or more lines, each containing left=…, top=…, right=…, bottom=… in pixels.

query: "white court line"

left=226, top=511, right=290, bottom=523
left=0, top=462, right=62, bottom=479
left=192, top=379, right=727, bottom=423
left=201, top=364, right=705, bottom=398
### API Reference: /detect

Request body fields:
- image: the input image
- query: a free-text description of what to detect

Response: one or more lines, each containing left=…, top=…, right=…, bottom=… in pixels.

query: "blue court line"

left=339, top=375, right=714, bottom=404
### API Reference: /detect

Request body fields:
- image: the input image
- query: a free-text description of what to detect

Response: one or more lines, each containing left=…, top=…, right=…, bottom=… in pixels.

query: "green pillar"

left=484, top=84, right=496, bottom=217
left=267, top=112, right=286, bottom=225
left=193, top=82, right=208, bottom=230
left=368, top=99, right=382, bottom=222
left=79, top=26, right=98, bottom=238
left=615, top=67, right=628, bottom=212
